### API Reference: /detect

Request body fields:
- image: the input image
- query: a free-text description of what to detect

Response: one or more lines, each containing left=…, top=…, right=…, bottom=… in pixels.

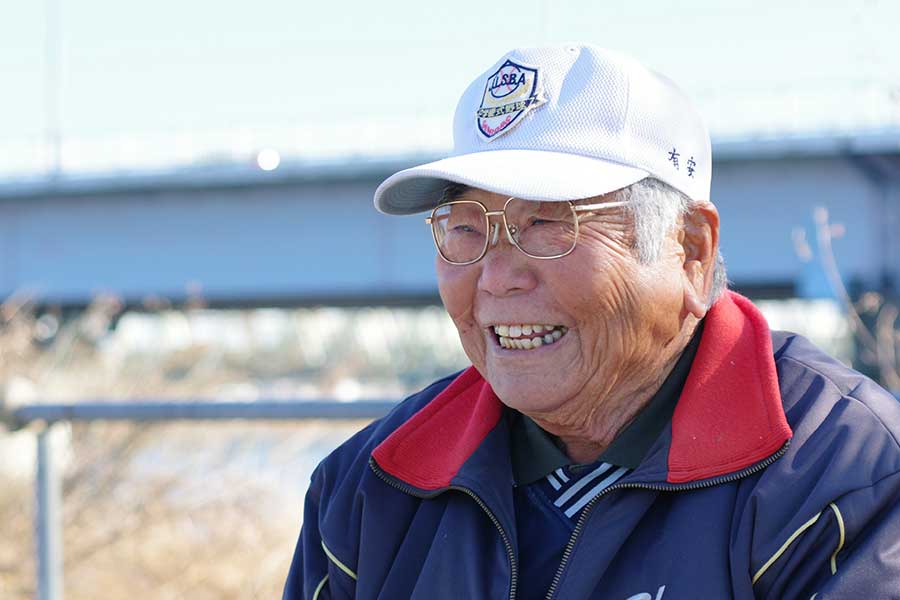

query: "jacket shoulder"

left=772, top=330, right=900, bottom=454
left=329, top=371, right=459, bottom=463
left=300, top=371, right=462, bottom=580
left=745, top=332, right=900, bottom=600
left=310, top=371, right=461, bottom=502
left=751, top=331, right=900, bottom=522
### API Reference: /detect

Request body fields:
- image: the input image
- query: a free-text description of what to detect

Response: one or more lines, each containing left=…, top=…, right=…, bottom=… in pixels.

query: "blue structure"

left=1, top=129, right=898, bottom=307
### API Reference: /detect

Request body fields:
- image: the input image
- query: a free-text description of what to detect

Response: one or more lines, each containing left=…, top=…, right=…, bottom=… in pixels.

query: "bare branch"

left=811, top=207, right=900, bottom=388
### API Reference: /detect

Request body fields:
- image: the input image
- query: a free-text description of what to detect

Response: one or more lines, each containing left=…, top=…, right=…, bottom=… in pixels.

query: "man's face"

left=436, top=187, right=690, bottom=415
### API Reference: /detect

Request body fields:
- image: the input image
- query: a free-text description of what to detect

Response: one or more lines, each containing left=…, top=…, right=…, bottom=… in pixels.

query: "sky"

left=1, top=0, right=898, bottom=176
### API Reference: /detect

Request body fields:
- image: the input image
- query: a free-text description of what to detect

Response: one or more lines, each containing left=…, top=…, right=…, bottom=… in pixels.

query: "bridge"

left=1, top=128, right=898, bottom=308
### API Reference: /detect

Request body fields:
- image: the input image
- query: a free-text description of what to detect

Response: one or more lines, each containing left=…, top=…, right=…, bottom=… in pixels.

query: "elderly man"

left=283, top=45, right=900, bottom=599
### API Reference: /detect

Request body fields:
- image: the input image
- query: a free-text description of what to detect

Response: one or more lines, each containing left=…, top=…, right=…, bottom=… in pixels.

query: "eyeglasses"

left=425, top=196, right=628, bottom=265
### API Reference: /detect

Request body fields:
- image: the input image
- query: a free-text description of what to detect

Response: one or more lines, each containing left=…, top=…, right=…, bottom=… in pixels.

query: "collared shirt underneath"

left=508, top=321, right=704, bottom=599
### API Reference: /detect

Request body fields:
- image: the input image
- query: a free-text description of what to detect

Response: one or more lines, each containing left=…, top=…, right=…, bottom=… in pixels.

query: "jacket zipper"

left=369, top=457, right=519, bottom=600
left=544, top=440, right=791, bottom=599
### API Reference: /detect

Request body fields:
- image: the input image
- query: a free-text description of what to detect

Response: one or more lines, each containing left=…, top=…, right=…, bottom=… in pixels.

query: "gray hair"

left=614, top=178, right=727, bottom=305
left=438, top=179, right=728, bottom=305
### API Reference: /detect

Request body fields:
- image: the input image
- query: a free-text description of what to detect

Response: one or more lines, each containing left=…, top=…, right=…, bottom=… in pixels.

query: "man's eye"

left=451, top=224, right=478, bottom=233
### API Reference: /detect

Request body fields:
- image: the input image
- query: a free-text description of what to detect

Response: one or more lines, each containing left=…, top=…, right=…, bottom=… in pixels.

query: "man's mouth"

left=491, top=323, right=569, bottom=350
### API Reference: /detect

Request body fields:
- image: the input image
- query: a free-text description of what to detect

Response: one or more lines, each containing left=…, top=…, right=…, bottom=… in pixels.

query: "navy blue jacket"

left=283, top=293, right=900, bottom=599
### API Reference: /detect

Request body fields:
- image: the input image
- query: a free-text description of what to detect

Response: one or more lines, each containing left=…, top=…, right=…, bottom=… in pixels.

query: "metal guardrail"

left=9, top=393, right=900, bottom=599
left=3, top=399, right=398, bottom=600
left=11, top=400, right=398, bottom=426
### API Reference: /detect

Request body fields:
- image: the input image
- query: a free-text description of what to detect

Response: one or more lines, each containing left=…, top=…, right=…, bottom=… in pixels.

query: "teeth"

left=492, top=323, right=570, bottom=351
left=493, top=323, right=556, bottom=337
left=496, top=326, right=568, bottom=351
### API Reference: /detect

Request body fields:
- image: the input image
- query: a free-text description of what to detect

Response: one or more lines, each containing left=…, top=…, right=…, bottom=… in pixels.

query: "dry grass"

left=1, top=420, right=365, bottom=599
left=0, top=293, right=467, bottom=599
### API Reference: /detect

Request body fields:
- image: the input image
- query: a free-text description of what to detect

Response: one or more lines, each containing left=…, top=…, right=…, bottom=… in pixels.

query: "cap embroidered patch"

left=476, top=59, right=546, bottom=142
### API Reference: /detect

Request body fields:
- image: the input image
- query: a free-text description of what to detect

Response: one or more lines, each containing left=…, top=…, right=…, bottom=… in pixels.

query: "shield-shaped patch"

left=476, top=59, right=546, bottom=142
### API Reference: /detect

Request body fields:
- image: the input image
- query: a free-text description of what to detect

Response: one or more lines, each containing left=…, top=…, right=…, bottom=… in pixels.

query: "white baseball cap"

left=374, top=44, right=711, bottom=215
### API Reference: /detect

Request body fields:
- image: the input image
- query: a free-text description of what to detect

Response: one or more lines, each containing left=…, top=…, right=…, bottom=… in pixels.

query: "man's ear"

left=681, top=202, right=720, bottom=318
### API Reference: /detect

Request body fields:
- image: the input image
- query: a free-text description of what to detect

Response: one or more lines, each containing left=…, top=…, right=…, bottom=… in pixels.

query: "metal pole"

left=14, top=400, right=397, bottom=425
left=36, top=426, right=63, bottom=600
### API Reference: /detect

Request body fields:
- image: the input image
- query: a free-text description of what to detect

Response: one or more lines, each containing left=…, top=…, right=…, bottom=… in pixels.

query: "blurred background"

left=1, top=0, right=898, bottom=598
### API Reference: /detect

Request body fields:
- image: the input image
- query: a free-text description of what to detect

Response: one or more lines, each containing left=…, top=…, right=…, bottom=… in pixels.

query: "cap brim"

left=374, top=149, right=648, bottom=215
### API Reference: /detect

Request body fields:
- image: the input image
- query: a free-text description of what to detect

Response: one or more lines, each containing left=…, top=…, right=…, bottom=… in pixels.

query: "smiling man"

left=283, top=45, right=900, bottom=599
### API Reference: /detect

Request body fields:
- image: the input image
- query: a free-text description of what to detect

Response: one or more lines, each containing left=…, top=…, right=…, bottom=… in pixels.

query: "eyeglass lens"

left=431, top=199, right=578, bottom=264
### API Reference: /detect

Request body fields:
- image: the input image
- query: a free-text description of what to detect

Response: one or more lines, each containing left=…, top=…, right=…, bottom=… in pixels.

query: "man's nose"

left=477, top=222, right=537, bottom=297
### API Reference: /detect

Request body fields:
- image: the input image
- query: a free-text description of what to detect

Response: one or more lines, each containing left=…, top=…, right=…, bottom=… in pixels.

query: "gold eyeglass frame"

left=425, top=196, right=629, bottom=266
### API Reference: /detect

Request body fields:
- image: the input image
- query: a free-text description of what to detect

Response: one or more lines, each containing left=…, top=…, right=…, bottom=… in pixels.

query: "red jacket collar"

left=372, top=291, right=792, bottom=489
